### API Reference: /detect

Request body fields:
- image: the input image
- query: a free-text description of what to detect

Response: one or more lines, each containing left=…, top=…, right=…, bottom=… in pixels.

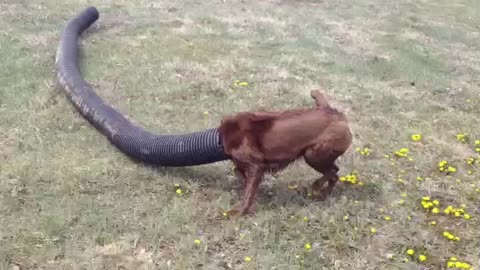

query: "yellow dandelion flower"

left=411, top=134, right=422, bottom=141
left=304, top=243, right=312, bottom=250
left=430, top=221, right=437, bottom=225
left=288, top=184, right=298, bottom=189
left=370, top=228, right=377, bottom=234
left=422, top=196, right=430, bottom=201
left=416, top=176, right=424, bottom=181
left=407, top=249, right=415, bottom=255
left=447, top=166, right=457, bottom=173
left=447, top=261, right=455, bottom=268
left=432, top=208, right=440, bottom=214
left=419, top=254, right=427, bottom=262
left=238, top=81, right=249, bottom=86
left=343, top=215, right=349, bottom=221
left=176, top=188, right=183, bottom=195
left=194, top=239, right=202, bottom=244
left=464, top=214, right=471, bottom=220
left=303, top=217, right=308, bottom=222
left=384, top=216, right=391, bottom=221
left=244, top=256, right=252, bottom=262
left=456, top=133, right=468, bottom=143
left=433, top=200, right=439, bottom=206
left=450, top=257, right=458, bottom=261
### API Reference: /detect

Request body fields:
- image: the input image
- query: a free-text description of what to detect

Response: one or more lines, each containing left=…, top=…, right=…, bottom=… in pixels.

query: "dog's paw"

left=226, top=207, right=255, bottom=218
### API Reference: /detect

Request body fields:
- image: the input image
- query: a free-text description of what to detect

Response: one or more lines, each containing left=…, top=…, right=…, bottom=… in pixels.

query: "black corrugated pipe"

left=55, top=6, right=230, bottom=166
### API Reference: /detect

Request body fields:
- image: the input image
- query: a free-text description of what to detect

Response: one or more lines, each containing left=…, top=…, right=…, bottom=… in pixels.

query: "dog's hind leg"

left=303, top=148, right=341, bottom=200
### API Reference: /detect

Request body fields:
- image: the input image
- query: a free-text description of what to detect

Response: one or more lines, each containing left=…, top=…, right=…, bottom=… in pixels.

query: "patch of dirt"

left=93, top=77, right=130, bottom=116
left=95, top=241, right=154, bottom=270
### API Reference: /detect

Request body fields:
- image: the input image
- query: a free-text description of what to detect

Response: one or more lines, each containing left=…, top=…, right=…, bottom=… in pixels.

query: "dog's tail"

left=310, top=89, right=330, bottom=108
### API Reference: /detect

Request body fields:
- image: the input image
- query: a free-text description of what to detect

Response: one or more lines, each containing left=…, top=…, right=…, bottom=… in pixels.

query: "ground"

left=1, top=0, right=479, bottom=269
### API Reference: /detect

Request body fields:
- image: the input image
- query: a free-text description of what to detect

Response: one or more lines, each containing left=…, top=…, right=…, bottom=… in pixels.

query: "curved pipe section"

left=55, top=6, right=229, bottom=166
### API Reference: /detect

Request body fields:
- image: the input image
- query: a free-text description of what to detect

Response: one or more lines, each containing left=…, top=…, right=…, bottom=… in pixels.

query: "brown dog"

left=218, top=89, right=352, bottom=216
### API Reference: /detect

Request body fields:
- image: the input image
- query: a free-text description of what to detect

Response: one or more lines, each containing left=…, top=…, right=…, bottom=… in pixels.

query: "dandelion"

left=370, top=228, right=377, bottom=234
left=456, top=133, right=468, bottom=143
left=439, top=160, right=457, bottom=174
left=411, top=134, right=422, bottom=141
left=238, top=81, right=249, bottom=86
left=288, top=184, right=298, bottom=190
left=447, top=166, right=457, bottom=173
left=343, top=215, right=349, bottom=221
left=244, top=256, right=252, bottom=262
left=176, top=188, right=183, bottom=196
left=194, top=239, right=202, bottom=245
left=430, top=221, right=437, bottom=225
left=418, top=254, right=427, bottom=262
left=407, top=249, right=415, bottom=255
left=398, top=199, right=405, bottom=205
left=464, top=214, right=471, bottom=220
left=304, top=243, right=312, bottom=250
left=466, top=157, right=475, bottom=165
left=432, top=208, right=440, bottom=214
left=356, top=147, right=372, bottom=156
left=394, top=148, right=409, bottom=158
left=340, top=173, right=361, bottom=185
left=416, top=176, right=424, bottom=181
left=303, top=217, right=309, bottom=222
left=384, top=216, right=391, bottom=221
left=447, top=257, right=473, bottom=269
left=433, top=200, right=439, bottom=206
left=442, top=231, right=460, bottom=242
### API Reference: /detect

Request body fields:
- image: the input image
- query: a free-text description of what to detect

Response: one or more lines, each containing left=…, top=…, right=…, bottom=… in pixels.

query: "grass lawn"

left=1, top=0, right=479, bottom=269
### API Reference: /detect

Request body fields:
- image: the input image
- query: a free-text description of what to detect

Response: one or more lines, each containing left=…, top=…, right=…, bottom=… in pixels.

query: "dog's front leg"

left=228, top=165, right=263, bottom=217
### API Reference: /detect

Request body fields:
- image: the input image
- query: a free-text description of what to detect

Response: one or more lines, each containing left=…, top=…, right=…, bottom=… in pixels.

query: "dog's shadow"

left=144, top=161, right=383, bottom=212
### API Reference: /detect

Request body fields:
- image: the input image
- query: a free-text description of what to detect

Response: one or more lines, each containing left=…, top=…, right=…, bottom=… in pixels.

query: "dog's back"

left=219, top=90, right=350, bottom=163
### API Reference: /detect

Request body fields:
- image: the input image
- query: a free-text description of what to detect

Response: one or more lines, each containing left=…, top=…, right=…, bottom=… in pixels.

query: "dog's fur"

left=218, top=89, right=352, bottom=216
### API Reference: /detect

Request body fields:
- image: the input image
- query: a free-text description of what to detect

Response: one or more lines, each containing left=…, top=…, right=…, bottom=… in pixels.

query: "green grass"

left=1, top=0, right=480, bottom=269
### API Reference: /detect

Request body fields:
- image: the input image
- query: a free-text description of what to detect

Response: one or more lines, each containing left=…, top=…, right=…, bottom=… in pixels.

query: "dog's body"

left=218, top=90, right=352, bottom=216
